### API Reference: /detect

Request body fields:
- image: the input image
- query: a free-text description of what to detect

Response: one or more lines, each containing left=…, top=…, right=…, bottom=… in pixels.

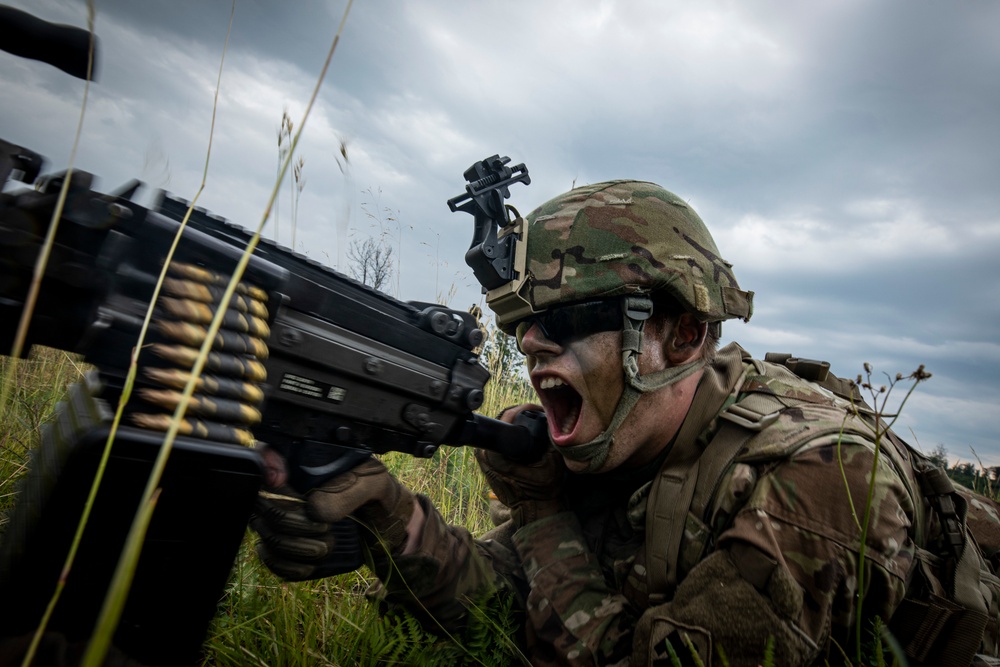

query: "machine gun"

left=0, top=143, right=546, bottom=664
left=0, top=144, right=549, bottom=664
left=0, top=11, right=546, bottom=663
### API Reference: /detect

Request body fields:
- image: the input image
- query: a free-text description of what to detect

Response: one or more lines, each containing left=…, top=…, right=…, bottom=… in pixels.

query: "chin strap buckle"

left=621, top=296, right=654, bottom=383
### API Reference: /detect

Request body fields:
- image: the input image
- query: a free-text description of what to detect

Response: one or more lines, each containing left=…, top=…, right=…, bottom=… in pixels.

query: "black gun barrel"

left=451, top=412, right=549, bottom=463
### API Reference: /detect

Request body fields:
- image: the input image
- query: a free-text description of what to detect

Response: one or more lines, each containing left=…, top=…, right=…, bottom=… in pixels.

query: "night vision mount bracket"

left=448, top=155, right=530, bottom=292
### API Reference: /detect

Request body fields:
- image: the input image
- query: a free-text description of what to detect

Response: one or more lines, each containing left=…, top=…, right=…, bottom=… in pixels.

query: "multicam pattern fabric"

left=490, top=181, right=753, bottom=333
left=964, top=486, right=1000, bottom=571
left=369, top=344, right=1000, bottom=666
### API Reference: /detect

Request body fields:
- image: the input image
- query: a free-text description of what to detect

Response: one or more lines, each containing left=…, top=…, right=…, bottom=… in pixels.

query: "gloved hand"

left=475, top=404, right=567, bottom=528
left=252, top=490, right=346, bottom=581
left=307, top=456, right=416, bottom=553
left=252, top=456, right=417, bottom=581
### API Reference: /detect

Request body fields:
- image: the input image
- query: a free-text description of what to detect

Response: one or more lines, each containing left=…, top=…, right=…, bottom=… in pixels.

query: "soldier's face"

left=521, top=320, right=683, bottom=473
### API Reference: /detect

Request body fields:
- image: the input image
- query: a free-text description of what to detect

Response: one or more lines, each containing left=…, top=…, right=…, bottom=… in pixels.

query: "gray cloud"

left=3, top=0, right=997, bottom=465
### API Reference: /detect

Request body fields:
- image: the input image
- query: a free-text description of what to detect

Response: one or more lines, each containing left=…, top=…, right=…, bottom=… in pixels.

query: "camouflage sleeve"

left=366, top=495, right=529, bottom=631
left=957, top=485, right=1000, bottom=571
left=636, top=435, right=916, bottom=666
left=511, top=512, right=637, bottom=665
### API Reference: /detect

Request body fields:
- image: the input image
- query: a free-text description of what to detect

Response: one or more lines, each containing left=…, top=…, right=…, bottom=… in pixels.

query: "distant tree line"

left=927, top=444, right=998, bottom=495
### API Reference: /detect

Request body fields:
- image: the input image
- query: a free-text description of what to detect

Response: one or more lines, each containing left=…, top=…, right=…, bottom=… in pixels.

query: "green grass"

left=0, top=347, right=90, bottom=528
left=5, top=343, right=964, bottom=667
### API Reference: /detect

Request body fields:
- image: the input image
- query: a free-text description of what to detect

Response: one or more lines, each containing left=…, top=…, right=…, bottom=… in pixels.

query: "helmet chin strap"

left=558, top=297, right=705, bottom=472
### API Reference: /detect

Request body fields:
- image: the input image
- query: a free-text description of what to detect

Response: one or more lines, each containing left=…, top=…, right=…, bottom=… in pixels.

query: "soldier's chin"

left=559, top=447, right=615, bottom=475
left=560, top=457, right=592, bottom=474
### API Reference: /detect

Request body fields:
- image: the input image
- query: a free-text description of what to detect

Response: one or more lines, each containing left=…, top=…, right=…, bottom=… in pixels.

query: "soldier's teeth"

left=540, top=377, right=566, bottom=390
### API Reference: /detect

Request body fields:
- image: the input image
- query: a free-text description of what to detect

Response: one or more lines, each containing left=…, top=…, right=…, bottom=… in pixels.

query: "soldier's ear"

left=666, top=313, right=707, bottom=365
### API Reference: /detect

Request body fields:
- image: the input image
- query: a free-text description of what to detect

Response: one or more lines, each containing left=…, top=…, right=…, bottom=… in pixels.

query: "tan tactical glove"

left=252, top=491, right=347, bottom=581
left=252, top=457, right=416, bottom=581
left=307, top=456, right=416, bottom=552
left=475, top=404, right=567, bottom=528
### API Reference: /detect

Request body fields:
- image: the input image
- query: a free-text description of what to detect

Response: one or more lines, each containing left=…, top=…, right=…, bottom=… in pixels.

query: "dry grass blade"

left=849, top=363, right=930, bottom=664
left=81, top=2, right=354, bottom=664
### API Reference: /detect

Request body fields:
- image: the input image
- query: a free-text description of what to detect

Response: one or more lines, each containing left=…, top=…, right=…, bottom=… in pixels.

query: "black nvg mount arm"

left=448, top=155, right=530, bottom=291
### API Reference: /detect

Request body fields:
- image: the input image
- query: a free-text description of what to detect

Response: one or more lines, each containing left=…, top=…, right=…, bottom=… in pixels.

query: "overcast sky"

left=3, top=0, right=998, bottom=466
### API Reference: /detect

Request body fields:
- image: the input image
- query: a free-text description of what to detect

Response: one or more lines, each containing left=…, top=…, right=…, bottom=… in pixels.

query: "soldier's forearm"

left=369, top=496, right=506, bottom=630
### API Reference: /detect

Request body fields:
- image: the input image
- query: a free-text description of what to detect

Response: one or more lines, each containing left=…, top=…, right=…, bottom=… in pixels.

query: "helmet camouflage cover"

left=489, top=180, right=754, bottom=333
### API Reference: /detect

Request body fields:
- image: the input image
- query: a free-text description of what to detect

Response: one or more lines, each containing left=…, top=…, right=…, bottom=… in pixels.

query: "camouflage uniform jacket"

left=370, top=342, right=1000, bottom=666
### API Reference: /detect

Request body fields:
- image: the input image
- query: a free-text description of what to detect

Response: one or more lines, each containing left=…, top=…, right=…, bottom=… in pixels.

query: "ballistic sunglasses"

left=514, top=299, right=625, bottom=352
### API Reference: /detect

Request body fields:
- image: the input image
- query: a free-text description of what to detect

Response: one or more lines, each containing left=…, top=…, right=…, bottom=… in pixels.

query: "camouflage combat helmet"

left=487, top=180, right=753, bottom=334
left=485, top=180, right=754, bottom=473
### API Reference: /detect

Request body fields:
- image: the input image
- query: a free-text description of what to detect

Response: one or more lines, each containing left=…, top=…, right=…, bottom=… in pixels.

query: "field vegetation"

left=1, top=5, right=992, bottom=665
left=0, top=325, right=535, bottom=666
left=5, top=343, right=994, bottom=666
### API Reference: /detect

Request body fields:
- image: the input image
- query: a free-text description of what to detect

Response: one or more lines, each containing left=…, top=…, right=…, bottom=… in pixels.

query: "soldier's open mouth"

left=537, top=377, right=582, bottom=438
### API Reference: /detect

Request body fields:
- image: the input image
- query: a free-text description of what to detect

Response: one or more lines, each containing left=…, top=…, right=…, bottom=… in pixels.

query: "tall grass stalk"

left=843, top=363, right=931, bottom=665
left=292, top=156, right=305, bottom=251
left=275, top=110, right=292, bottom=244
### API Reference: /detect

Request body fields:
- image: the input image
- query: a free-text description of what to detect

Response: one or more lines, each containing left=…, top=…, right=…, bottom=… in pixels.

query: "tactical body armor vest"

left=643, top=345, right=999, bottom=666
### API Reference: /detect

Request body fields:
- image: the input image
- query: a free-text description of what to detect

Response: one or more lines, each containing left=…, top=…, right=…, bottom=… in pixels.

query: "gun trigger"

left=296, top=443, right=371, bottom=489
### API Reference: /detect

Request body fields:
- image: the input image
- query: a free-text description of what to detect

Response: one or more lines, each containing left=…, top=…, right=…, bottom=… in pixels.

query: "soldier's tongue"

left=541, top=385, right=583, bottom=444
